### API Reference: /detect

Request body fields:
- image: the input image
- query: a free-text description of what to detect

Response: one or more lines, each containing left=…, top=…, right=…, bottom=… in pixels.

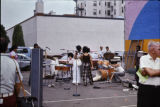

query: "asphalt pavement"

left=22, top=70, right=137, bottom=107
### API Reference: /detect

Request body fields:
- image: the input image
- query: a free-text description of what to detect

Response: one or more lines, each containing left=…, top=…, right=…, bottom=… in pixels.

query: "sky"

left=1, top=0, right=75, bottom=30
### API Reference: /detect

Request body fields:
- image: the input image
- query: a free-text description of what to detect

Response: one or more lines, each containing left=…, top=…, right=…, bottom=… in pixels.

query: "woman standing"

left=81, top=46, right=94, bottom=86
left=68, top=53, right=82, bottom=85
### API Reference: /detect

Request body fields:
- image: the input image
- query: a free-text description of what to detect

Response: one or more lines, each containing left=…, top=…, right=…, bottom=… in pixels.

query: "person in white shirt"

left=93, top=60, right=124, bottom=82
left=0, top=37, right=23, bottom=107
left=75, top=45, right=83, bottom=77
left=98, top=46, right=105, bottom=60
left=137, top=41, right=160, bottom=107
left=68, top=53, right=82, bottom=85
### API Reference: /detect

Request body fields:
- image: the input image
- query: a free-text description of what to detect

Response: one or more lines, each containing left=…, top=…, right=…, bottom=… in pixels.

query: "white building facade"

left=6, top=0, right=124, bottom=55
left=7, top=15, right=124, bottom=55
left=75, top=0, right=124, bottom=18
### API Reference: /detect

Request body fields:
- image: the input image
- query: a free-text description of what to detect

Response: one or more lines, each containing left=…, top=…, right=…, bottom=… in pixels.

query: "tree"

left=12, top=24, right=25, bottom=46
left=0, top=24, right=10, bottom=42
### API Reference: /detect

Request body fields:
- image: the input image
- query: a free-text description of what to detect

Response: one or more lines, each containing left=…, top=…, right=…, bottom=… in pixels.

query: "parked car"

left=17, top=54, right=31, bottom=71
left=17, top=47, right=33, bottom=58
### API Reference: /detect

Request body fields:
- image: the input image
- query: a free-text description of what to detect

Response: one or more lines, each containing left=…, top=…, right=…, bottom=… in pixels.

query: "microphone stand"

left=64, top=49, right=71, bottom=90
left=73, top=57, right=80, bottom=96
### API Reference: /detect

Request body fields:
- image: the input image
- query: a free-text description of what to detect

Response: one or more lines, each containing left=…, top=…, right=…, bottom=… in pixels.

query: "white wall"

left=7, top=17, right=37, bottom=48
left=37, top=16, right=124, bottom=55
left=7, top=15, right=124, bottom=55
left=7, top=28, right=14, bottom=48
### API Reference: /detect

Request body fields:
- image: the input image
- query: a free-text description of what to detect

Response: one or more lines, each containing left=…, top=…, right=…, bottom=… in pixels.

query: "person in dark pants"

left=80, top=46, right=94, bottom=86
left=137, top=41, right=160, bottom=107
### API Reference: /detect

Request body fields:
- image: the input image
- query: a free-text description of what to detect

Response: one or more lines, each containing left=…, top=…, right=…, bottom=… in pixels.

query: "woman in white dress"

left=68, top=53, right=82, bottom=85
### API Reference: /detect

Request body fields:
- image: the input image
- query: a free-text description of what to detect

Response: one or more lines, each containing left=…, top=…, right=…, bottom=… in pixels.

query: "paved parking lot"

left=22, top=71, right=137, bottom=107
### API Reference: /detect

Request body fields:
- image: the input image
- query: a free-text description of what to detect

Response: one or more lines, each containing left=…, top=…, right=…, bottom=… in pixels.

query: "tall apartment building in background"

left=74, top=0, right=124, bottom=18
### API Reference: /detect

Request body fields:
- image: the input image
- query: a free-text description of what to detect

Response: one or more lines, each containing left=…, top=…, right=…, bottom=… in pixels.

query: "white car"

left=17, top=54, right=31, bottom=70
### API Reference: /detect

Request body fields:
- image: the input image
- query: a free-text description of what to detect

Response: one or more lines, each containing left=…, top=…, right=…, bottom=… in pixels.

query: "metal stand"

left=31, top=48, right=43, bottom=107
left=73, top=59, right=80, bottom=96
left=64, top=50, right=71, bottom=90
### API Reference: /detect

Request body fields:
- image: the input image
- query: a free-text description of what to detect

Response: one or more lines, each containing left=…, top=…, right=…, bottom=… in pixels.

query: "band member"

left=93, top=60, right=124, bottom=82
left=98, top=46, right=105, bottom=60
left=80, top=46, right=94, bottom=86
left=75, top=45, right=82, bottom=58
left=68, top=53, right=82, bottom=85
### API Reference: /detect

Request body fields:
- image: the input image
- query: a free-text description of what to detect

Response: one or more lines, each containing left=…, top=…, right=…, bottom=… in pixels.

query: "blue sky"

left=1, top=0, right=75, bottom=29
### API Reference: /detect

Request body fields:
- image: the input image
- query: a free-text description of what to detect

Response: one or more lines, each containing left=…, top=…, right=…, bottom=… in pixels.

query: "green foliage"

left=12, top=24, right=25, bottom=46
left=0, top=24, right=10, bottom=42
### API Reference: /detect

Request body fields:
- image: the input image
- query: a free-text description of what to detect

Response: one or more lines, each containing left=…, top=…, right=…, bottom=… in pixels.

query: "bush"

left=0, top=24, right=10, bottom=42
left=12, top=25, right=25, bottom=46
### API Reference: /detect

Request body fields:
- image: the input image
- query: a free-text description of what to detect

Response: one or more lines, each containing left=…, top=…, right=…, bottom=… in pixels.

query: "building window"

left=99, top=10, right=101, bottom=14
left=122, top=7, right=124, bottom=13
left=111, top=6, right=113, bottom=12
left=108, top=2, right=110, bottom=8
left=105, top=10, right=107, bottom=15
left=93, top=12, right=97, bottom=15
left=99, top=1, right=101, bottom=6
left=93, top=1, right=97, bottom=6
left=107, top=10, right=110, bottom=16
left=93, top=9, right=97, bottom=15
left=114, top=9, right=116, bottom=15
left=105, top=2, right=107, bottom=6
left=85, top=4, right=86, bottom=7
left=122, top=0, right=124, bottom=4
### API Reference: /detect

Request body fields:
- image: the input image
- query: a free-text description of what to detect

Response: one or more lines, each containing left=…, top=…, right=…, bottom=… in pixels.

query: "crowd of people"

left=1, top=36, right=159, bottom=107
left=67, top=45, right=94, bottom=86
left=63, top=45, right=125, bottom=86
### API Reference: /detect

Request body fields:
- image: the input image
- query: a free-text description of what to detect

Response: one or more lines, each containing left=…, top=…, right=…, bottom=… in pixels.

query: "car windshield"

left=17, top=48, right=28, bottom=53
left=17, top=49, right=24, bottom=53
left=23, top=49, right=28, bottom=53
left=18, top=54, right=31, bottom=60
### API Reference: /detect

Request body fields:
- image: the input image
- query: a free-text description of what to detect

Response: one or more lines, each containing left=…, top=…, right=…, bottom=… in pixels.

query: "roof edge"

left=6, top=13, right=124, bottom=31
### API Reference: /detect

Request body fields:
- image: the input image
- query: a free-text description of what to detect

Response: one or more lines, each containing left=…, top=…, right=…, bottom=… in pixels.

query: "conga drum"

left=100, top=68, right=115, bottom=80
left=108, top=68, right=115, bottom=81
left=100, top=69, right=108, bottom=80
